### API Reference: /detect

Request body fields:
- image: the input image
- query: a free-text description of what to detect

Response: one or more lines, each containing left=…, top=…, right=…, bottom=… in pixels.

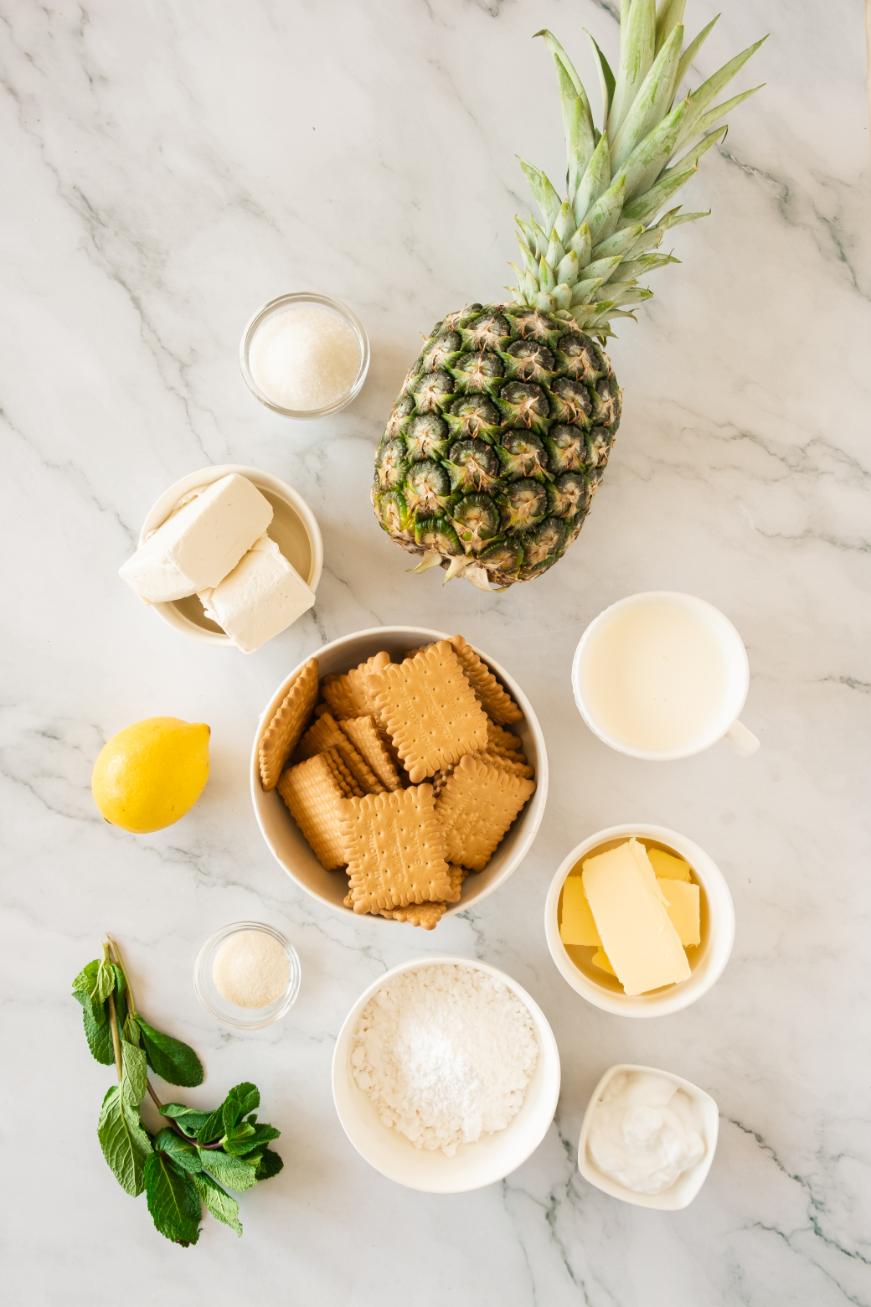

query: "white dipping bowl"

left=544, top=824, right=735, bottom=1018
left=578, top=1063, right=719, bottom=1210
left=136, top=463, right=323, bottom=644
left=251, top=626, right=548, bottom=921
left=332, top=956, right=561, bottom=1192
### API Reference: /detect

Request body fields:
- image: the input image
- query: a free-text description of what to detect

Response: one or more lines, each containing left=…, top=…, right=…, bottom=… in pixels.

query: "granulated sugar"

left=248, top=301, right=361, bottom=412
left=350, top=963, right=539, bottom=1155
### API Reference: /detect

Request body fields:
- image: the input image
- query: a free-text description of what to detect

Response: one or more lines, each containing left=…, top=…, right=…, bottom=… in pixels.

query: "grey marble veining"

left=2, top=1, right=869, bottom=1303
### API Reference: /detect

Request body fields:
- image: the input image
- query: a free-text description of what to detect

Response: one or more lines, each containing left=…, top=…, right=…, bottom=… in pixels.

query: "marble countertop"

left=3, top=2, right=870, bottom=1303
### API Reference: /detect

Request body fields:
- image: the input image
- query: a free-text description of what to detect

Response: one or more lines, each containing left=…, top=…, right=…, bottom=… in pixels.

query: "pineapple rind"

left=372, top=304, right=620, bottom=586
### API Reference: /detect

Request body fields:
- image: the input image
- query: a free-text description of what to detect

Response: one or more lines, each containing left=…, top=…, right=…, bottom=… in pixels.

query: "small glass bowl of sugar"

left=194, top=922, right=301, bottom=1030
left=240, top=291, right=370, bottom=418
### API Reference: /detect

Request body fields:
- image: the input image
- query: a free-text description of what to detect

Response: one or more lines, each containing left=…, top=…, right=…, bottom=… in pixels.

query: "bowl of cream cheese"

left=578, top=1064, right=719, bottom=1209
left=125, top=464, right=323, bottom=649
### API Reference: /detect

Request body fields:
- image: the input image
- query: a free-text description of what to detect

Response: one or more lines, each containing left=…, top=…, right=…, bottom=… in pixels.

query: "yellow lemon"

left=92, top=717, right=210, bottom=833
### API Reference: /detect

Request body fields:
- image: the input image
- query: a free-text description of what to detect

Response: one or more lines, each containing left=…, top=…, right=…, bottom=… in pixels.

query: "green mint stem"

left=146, top=1082, right=165, bottom=1113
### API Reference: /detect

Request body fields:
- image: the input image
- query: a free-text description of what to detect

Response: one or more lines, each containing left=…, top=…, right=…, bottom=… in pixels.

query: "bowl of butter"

left=544, top=823, right=735, bottom=1017
left=120, top=464, right=323, bottom=651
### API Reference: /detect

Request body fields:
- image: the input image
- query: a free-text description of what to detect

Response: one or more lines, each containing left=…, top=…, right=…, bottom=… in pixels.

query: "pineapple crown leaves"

left=510, top=1, right=766, bottom=336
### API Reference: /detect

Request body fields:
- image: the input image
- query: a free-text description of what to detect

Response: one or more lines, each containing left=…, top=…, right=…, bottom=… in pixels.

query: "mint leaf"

left=73, top=961, right=115, bottom=1057
left=160, top=1105, right=215, bottom=1138
left=82, top=1004, right=115, bottom=1065
left=72, top=959, right=100, bottom=1002
left=98, top=1086, right=152, bottom=1196
left=192, top=1173, right=242, bottom=1237
left=96, top=959, right=115, bottom=1003
left=223, top=1122, right=256, bottom=1152
left=144, top=1152, right=201, bottom=1246
left=153, top=1128, right=202, bottom=1174
left=221, top=1083, right=259, bottom=1134
left=194, top=1106, right=227, bottom=1145
left=224, top=1122, right=281, bottom=1156
left=254, top=1147, right=283, bottom=1182
left=197, top=1148, right=258, bottom=1193
left=120, top=1039, right=148, bottom=1108
left=123, top=1013, right=141, bottom=1046
left=112, top=966, right=130, bottom=1031
left=74, top=959, right=125, bottom=1063
left=72, top=959, right=113, bottom=1008
left=136, top=1017, right=204, bottom=1088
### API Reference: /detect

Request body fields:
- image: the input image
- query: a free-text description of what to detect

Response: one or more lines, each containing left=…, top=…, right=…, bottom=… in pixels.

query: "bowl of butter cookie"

left=251, top=628, right=548, bottom=927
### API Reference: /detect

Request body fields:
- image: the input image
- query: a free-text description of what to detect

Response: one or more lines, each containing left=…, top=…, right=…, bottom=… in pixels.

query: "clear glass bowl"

left=239, top=290, right=370, bottom=418
left=194, top=921, right=301, bottom=1030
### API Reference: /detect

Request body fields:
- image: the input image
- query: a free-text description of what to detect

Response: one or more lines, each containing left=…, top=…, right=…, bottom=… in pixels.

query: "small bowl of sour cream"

left=194, top=921, right=301, bottom=1030
left=240, top=291, right=370, bottom=418
left=578, top=1064, right=719, bottom=1210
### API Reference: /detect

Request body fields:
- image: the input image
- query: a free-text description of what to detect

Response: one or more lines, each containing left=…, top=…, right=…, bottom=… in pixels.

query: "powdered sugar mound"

left=350, top=963, right=539, bottom=1155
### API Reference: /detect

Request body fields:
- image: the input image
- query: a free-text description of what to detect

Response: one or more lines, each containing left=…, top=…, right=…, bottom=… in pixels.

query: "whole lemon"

left=92, top=717, right=210, bottom=833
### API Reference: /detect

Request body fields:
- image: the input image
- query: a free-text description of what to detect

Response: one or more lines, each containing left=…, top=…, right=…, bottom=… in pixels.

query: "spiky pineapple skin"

left=372, top=303, right=621, bottom=586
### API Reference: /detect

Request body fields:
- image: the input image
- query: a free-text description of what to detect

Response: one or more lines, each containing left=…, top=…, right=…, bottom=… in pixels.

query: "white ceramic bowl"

left=251, top=626, right=548, bottom=920
left=332, top=956, right=561, bottom=1192
left=578, top=1063, right=720, bottom=1210
left=136, top=463, right=323, bottom=643
left=544, top=824, right=735, bottom=1017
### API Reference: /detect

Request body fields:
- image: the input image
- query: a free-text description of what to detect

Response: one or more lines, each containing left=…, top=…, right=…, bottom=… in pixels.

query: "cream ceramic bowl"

left=544, top=823, right=735, bottom=1017
left=136, top=463, right=323, bottom=644
left=331, top=956, right=561, bottom=1193
left=578, top=1063, right=719, bottom=1210
left=250, top=626, right=548, bottom=919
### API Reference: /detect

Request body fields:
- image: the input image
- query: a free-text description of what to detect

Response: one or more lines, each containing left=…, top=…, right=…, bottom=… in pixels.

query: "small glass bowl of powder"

left=194, top=922, right=301, bottom=1030
left=240, top=291, right=370, bottom=418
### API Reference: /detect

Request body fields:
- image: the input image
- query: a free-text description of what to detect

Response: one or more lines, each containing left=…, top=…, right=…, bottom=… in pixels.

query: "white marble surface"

left=2, top=1, right=870, bottom=1303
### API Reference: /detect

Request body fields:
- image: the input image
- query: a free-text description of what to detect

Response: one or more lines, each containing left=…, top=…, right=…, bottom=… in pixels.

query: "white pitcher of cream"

left=571, top=592, right=759, bottom=760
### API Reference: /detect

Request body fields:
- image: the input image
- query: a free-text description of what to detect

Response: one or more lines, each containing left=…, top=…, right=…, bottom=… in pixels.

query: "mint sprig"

left=73, top=936, right=283, bottom=1246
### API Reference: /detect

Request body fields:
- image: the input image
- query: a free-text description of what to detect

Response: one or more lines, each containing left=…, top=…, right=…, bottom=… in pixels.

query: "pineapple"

left=373, top=2, right=764, bottom=588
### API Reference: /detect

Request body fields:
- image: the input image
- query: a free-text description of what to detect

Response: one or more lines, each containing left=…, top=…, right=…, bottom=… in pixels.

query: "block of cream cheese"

left=120, top=474, right=273, bottom=603
left=582, top=838, right=691, bottom=996
left=199, top=534, right=315, bottom=653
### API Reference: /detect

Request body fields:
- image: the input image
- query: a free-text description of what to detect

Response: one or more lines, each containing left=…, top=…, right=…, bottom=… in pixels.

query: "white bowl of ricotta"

left=578, top=1064, right=719, bottom=1210
left=332, top=957, right=561, bottom=1193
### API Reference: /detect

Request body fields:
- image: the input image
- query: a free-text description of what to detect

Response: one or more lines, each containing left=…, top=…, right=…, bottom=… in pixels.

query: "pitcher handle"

left=726, top=719, right=760, bottom=756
